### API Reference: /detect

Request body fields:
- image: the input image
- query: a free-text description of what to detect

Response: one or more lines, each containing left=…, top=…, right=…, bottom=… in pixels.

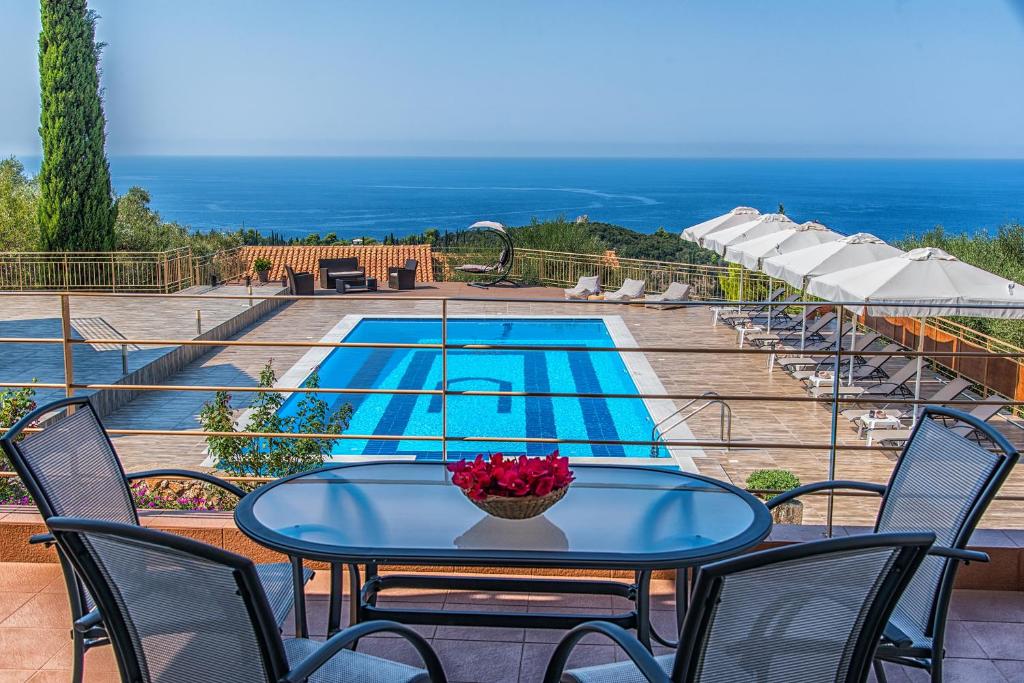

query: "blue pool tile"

left=567, top=352, right=626, bottom=457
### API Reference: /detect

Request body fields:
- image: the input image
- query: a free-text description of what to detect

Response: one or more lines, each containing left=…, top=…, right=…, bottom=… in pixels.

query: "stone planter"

left=771, top=499, right=803, bottom=525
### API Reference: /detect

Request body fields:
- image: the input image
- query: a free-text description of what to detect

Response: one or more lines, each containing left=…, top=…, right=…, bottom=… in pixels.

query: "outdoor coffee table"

left=235, top=461, right=771, bottom=648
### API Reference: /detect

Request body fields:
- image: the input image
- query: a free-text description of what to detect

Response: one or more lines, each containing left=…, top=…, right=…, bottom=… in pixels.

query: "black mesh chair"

left=765, top=406, right=1020, bottom=683
left=46, top=517, right=447, bottom=683
left=544, top=533, right=934, bottom=683
left=0, top=396, right=314, bottom=683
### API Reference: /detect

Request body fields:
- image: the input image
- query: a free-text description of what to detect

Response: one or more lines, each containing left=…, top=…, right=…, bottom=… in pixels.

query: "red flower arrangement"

left=447, top=451, right=575, bottom=501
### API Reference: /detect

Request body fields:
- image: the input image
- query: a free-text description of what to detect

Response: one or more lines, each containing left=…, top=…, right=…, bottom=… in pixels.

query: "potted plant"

left=745, top=468, right=803, bottom=525
left=253, top=257, right=273, bottom=283
left=447, top=452, right=575, bottom=520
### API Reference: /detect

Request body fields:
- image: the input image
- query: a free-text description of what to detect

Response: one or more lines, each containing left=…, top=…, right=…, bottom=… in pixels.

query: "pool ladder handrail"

left=650, top=391, right=733, bottom=456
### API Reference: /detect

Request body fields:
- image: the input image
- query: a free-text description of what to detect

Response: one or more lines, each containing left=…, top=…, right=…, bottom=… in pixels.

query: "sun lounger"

left=808, top=361, right=919, bottom=400
left=794, top=343, right=902, bottom=383
left=564, top=275, right=601, bottom=300
left=604, top=278, right=646, bottom=302
left=722, top=293, right=800, bottom=328
left=777, top=334, right=885, bottom=373
left=843, top=376, right=973, bottom=422
left=747, top=312, right=837, bottom=347
left=767, top=321, right=858, bottom=354
left=873, top=399, right=1007, bottom=447
left=644, top=282, right=690, bottom=308
left=716, top=287, right=786, bottom=325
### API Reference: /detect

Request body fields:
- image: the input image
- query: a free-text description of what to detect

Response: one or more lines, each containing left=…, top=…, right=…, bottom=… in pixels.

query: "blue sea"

left=22, top=156, right=1024, bottom=241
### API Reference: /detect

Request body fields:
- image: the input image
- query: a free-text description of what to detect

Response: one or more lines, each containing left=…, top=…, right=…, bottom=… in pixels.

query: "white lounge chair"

left=604, top=278, right=646, bottom=302
left=644, top=282, right=690, bottom=308
left=564, top=275, right=601, bottom=300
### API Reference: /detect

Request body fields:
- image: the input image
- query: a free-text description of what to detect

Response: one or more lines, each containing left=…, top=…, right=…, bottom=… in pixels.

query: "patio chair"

left=779, top=335, right=890, bottom=374
left=794, top=343, right=903, bottom=384
left=46, top=517, right=447, bottom=683
left=544, top=533, right=934, bottom=683
left=873, top=399, right=1008, bottom=448
left=808, top=357, right=920, bottom=400
left=842, top=376, right=972, bottom=423
left=564, top=275, right=601, bottom=300
left=604, top=278, right=647, bottom=302
left=0, top=396, right=314, bottom=683
left=716, top=286, right=787, bottom=325
left=318, top=257, right=365, bottom=290
left=644, top=282, right=691, bottom=309
left=285, top=264, right=315, bottom=295
left=765, top=406, right=1020, bottom=683
left=388, top=258, right=418, bottom=290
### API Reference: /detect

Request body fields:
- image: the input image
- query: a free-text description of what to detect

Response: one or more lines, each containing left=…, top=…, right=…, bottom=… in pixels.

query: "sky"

left=2, top=0, right=1024, bottom=158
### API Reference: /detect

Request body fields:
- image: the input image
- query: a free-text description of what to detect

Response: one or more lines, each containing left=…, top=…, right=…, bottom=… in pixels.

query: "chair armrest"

left=29, top=532, right=55, bottom=546
left=542, top=621, right=670, bottom=683
left=929, top=546, right=989, bottom=564
left=74, top=608, right=104, bottom=634
left=125, top=469, right=247, bottom=499
left=766, top=480, right=886, bottom=508
left=318, top=267, right=330, bottom=287
left=281, top=620, right=446, bottom=683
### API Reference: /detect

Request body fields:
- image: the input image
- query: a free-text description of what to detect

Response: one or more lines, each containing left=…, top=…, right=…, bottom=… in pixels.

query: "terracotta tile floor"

left=1, top=563, right=1023, bottom=682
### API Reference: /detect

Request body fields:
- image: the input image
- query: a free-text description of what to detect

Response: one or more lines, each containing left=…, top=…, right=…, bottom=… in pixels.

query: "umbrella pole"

left=912, top=316, right=926, bottom=426
left=800, top=280, right=808, bottom=351
left=766, top=276, right=773, bottom=334
left=847, top=311, right=858, bottom=385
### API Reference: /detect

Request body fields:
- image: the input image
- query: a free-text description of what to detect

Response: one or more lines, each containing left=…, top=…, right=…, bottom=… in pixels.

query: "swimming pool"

left=276, top=317, right=675, bottom=460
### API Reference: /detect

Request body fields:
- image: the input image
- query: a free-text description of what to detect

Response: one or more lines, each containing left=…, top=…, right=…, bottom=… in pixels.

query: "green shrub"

left=253, top=257, right=273, bottom=273
left=745, top=469, right=801, bottom=498
left=0, top=383, right=38, bottom=504
left=200, top=361, right=353, bottom=477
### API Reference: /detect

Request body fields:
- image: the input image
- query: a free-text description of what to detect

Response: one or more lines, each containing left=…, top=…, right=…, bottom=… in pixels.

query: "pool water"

left=277, top=318, right=667, bottom=459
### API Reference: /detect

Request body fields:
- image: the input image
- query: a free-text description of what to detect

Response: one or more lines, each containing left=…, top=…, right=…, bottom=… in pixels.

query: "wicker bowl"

left=466, top=485, right=569, bottom=520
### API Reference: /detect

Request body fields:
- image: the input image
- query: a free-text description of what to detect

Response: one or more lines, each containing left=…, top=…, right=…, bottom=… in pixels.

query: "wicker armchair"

left=285, top=265, right=314, bottom=295
left=388, top=258, right=418, bottom=290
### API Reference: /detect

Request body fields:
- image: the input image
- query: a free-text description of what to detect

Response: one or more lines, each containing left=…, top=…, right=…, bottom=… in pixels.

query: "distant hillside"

left=582, top=222, right=720, bottom=265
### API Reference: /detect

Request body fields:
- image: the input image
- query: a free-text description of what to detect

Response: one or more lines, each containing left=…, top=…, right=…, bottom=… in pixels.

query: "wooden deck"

left=3, top=282, right=1023, bottom=529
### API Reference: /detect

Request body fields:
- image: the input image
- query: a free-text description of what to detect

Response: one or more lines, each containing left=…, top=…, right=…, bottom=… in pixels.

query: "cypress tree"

left=37, top=0, right=117, bottom=251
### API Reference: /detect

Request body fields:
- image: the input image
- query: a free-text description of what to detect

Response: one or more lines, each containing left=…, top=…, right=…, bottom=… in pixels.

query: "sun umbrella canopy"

left=724, top=221, right=842, bottom=270
left=761, top=232, right=904, bottom=289
left=680, top=206, right=761, bottom=243
left=702, top=213, right=799, bottom=256
left=806, top=247, right=1024, bottom=318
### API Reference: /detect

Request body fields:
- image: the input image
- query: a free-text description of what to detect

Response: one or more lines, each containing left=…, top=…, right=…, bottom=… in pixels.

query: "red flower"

left=446, top=451, right=574, bottom=501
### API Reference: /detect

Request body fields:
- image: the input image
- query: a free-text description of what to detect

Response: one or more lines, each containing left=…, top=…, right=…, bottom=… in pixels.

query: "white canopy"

left=702, top=213, right=799, bottom=256
left=723, top=221, right=842, bottom=270
left=468, top=220, right=508, bottom=233
left=680, top=206, right=761, bottom=244
left=761, top=232, right=904, bottom=290
left=806, top=247, right=1024, bottom=318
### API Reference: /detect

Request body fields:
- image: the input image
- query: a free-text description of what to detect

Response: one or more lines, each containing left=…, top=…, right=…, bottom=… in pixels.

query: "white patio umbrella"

left=724, top=221, right=841, bottom=270
left=680, top=206, right=761, bottom=244
left=807, top=247, right=1024, bottom=416
left=761, top=232, right=904, bottom=357
left=702, top=213, right=799, bottom=256
left=762, top=232, right=903, bottom=289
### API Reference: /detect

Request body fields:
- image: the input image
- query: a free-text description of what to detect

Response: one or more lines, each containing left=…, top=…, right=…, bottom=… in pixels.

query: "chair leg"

left=872, top=659, right=889, bottom=683
left=71, top=629, right=85, bottom=683
left=290, top=556, right=309, bottom=638
left=930, top=658, right=941, bottom=683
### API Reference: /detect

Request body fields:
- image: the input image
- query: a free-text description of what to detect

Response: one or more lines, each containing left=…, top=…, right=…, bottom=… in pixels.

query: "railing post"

left=441, top=299, right=448, bottom=462
left=60, top=294, right=74, bottom=398
left=826, top=303, right=844, bottom=537
left=163, top=252, right=170, bottom=294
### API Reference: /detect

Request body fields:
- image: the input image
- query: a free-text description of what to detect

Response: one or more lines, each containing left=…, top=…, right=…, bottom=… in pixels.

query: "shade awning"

left=702, top=213, right=799, bottom=256
left=761, top=232, right=904, bottom=290
left=680, top=206, right=761, bottom=243
left=723, top=221, right=841, bottom=270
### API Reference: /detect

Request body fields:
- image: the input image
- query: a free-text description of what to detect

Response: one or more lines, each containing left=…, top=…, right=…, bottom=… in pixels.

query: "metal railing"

left=1, top=291, right=1024, bottom=531
left=650, top=392, right=733, bottom=457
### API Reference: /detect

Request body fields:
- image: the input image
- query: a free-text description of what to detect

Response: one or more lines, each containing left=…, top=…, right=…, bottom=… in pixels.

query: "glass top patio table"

left=235, top=461, right=772, bottom=570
